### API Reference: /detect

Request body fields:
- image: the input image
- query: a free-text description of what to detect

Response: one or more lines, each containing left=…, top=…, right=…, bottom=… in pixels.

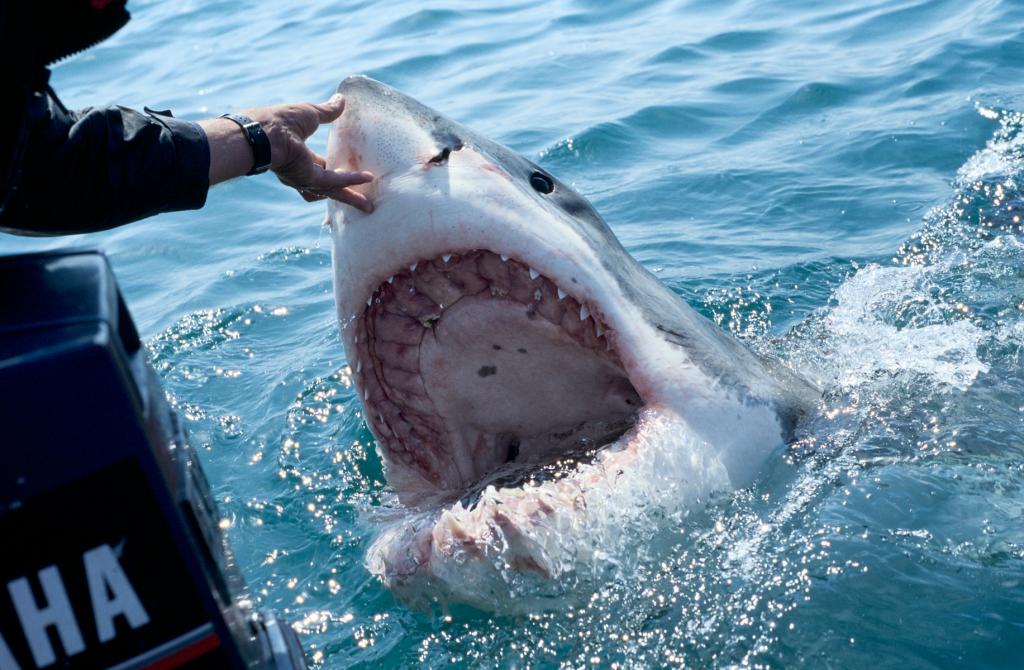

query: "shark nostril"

left=429, top=147, right=452, bottom=165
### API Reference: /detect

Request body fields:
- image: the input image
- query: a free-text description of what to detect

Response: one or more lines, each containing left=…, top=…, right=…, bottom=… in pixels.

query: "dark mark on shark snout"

left=517, top=348, right=528, bottom=354
left=492, top=344, right=502, bottom=350
left=478, top=365, right=497, bottom=377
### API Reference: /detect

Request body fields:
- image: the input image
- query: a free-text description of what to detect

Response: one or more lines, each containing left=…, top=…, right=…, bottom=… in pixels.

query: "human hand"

left=243, top=96, right=374, bottom=211
left=202, top=95, right=374, bottom=212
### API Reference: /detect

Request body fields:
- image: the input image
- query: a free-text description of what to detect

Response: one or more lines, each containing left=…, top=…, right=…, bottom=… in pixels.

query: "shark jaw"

left=353, top=248, right=674, bottom=608
left=327, top=76, right=819, bottom=610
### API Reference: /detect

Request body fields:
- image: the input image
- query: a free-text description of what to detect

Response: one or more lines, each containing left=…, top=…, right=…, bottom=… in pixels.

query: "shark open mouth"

left=352, top=249, right=644, bottom=507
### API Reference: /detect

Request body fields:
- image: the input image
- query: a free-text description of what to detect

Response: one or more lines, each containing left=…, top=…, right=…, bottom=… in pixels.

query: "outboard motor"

left=0, top=250, right=307, bottom=669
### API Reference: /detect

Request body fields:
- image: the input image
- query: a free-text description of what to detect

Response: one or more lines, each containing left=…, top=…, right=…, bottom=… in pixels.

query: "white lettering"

left=0, top=632, right=21, bottom=670
left=83, top=544, right=149, bottom=643
left=7, top=566, right=85, bottom=667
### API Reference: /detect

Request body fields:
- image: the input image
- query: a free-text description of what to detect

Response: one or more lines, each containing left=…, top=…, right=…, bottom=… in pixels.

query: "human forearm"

left=0, top=93, right=373, bottom=236
left=198, top=116, right=255, bottom=185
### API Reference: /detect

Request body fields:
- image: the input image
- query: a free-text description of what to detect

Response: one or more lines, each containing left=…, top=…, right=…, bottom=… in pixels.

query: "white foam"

left=956, top=109, right=1024, bottom=185
left=822, top=264, right=987, bottom=391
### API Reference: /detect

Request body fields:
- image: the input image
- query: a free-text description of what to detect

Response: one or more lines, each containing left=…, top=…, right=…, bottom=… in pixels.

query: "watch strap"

left=219, top=113, right=272, bottom=176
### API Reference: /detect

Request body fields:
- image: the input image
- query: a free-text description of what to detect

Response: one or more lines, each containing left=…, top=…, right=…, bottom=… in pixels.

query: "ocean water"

left=4, top=0, right=1024, bottom=667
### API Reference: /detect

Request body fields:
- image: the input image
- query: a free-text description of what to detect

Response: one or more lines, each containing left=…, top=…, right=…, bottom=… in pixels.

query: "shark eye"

left=428, top=147, right=451, bottom=165
left=530, top=171, right=554, bottom=194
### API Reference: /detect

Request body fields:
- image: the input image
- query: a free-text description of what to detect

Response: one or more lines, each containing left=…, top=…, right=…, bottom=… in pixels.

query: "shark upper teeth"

left=442, top=254, right=451, bottom=263
left=387, top=276, right=394, bottom=284
left=557, top=287, right=567, bottom=300
left=356, top=360, right=362, bottom=373
left=595, top=323, right=603, bottom=337
left=367, top=297, right=373, bottom=306
left=579, top=304, right=590, bottom=321
left=410, top=262, right=418, bottom=272
left=500, top=254, right=509, bottom=262
left=528, top=267, right=539, bottom=280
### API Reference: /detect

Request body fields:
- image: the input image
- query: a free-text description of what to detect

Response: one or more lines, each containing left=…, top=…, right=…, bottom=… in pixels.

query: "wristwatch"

left=220, top=113, right=272, bottom=176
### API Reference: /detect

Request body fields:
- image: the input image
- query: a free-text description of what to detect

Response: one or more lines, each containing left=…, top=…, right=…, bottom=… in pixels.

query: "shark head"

left=327, top=76, right=819, bottom=610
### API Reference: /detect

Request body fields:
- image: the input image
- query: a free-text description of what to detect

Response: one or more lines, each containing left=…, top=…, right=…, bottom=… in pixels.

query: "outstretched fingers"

left=301, top=166, right=375, bottom=212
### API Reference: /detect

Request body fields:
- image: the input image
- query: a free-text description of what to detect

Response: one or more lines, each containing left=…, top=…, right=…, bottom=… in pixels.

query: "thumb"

left=314, top=93, right=345, bottom=124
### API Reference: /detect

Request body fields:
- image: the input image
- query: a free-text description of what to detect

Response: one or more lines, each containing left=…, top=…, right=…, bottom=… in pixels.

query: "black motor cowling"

left=0, top=250, right=307, bottom=670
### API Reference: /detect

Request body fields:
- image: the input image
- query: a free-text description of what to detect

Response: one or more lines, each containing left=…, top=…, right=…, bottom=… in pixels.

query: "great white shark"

left=326, top=76, right=821, bottom=610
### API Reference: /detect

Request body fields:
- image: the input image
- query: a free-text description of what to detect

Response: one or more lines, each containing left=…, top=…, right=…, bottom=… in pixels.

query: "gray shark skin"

left=326, top=76, right=820, bottom=611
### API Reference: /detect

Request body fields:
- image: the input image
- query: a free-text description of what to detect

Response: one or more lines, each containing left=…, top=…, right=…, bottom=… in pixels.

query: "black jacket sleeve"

left=0, top=90, right=210, bottom=236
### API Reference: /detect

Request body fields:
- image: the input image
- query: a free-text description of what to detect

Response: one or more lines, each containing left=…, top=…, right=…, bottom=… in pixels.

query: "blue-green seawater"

left=4, top=0, right=1024, bottom=667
